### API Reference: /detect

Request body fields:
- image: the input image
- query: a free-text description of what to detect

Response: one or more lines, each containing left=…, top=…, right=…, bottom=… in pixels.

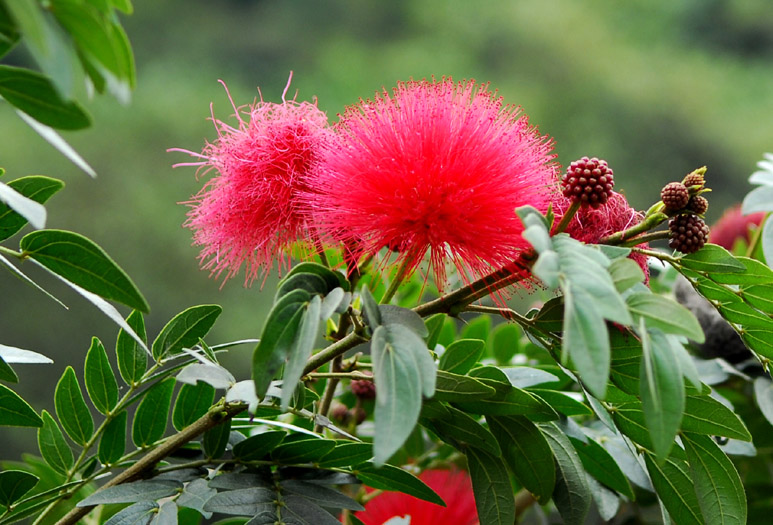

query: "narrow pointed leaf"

left=78, top=480, right=182, bottom=506
left=281, top=295, right=321, bottom=409
left=116, top=310, right=148, bottom=385
left=0, top=383, right=42, bottom=427
left=563, top=283, right=609, bottom=399
left=202, top=418, right=230, bottom=459
left=152, top=305, right=221, bottom=360
left=627, top=293, right=705, bottom=343
left=439, top=339, right=485, bottom=374
left=37, top=410, right=73, bottom=474
left=16, top=111, right=97, bottom=177
left=569, top=435, right=634, bottom=500
left=683, top=396, right=751, bottom=441
left=84, top=337, right=119, bottom=414
left=0, top=176, right=63, bottom=240
left=355, top=463, right=445, bottom=506
left=99, top=410, right=127, bottom=465
left=172, top=382, right=215, bottom=431
left=54, top=366, right=93, bottom=444
left=466, top=446, right=515, bottom=524
left=132, top=377, right=175, bottom=446
left=539, top=422, right=591, bottom=525
left=0, top=470, right=38, bottom=507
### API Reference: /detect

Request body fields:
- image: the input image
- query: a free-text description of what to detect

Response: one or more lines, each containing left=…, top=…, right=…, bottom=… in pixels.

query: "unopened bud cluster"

left=660, top=168, right=710, bottom=254
left=561, top=156, right=615, bottom=209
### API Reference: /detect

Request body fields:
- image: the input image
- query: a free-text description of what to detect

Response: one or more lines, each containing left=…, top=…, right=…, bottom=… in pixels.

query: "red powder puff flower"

left=709, top=205, right=765, bottom=250
left=308, top=78, right=558, bottom=288
left=170, top=74, right=330, bottom=285
left=355, top=469, right=478, bottom=525
left=561, top=191, right=650, bottom=280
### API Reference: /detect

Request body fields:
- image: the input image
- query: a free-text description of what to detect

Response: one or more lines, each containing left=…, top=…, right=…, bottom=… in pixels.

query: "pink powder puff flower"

left=355, top=469, right=478, bottom=525
left=308, top=78, right=558, bottom=289
left=169, top=74, right=330, bottom=285
left=709, top=204, right=765, bottom=250
left=561, top=191, right=650, bottom=281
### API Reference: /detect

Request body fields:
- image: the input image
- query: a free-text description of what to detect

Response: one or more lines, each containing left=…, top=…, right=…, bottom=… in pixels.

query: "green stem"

left=314, top=356, right=342, bottom=433
left=380, top=257, right=412, bottom=304
left=746, top=212, right=770, bottom=258
left=552, top=199, right=581, bottom=235
left=302, top=332, right=367, bottom=376
left=0, top=246, right=22, bottom=259
left=601, top=210, right=668, bottom=245
left=616, top=230, right=670, bottom=248
left=307, top=371, right=373, bottom=380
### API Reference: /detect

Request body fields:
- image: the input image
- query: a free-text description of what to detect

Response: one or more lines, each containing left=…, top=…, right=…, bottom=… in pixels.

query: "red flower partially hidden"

left=309, top=78, right=558, bottom=289
left=171, top=75, right=330, bottom=285
left=355, top=469, right=478, bottom=525
left=709, top=205, right=765, bottom=250
left=561, top=191, right=650, bottom=280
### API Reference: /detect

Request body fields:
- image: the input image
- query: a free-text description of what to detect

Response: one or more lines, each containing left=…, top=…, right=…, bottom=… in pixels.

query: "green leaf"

left=202, top=487, right=274, bottom=516
left=460, top=314, right=491, bottom=342
left=54, top=366, right=93, bottom=444
left=502, top=367, right=560, bottom=389
left=0, top=4, right=20, bottom=59
left=539, top=422, right=591, bottom=525
left=317, top=443, right=374, bottom=468
left=355, top=463, right=444, bottom=506
left=569, top=435, right=635, bottom=500
left=0, top=355, right=17, bottom=383
left=280, top=261, right=348, bottom=292
left=99, top=410, right=127, bottom=465
left=682, top=396, right=751, bottom=441
left=677, top=245, right=746, bottom=274
left=154, top=501, right=178, bottom=525
left=116, top=310, right=147, bottom=385
left=424, top=313, right=445, bottom=349
left=563, top=283, right=610, bottom=399
left=742, top=185, right=773, bottom=214
left=282, top=480, right=364, bottom=512
left=172, top=382, right=215, bottom=431
left=232, top=431, right=286, bottom=461
left=84, top=337, right=119, bottom=415
left=528, top=389, right=592, bottom=417
left=683, top=433, right=746, bottom=525
left=487, top=415, right=555, bottom=503
left=37, top=410, right=73, bottom=475
left=424, top=406, right=500, bottom=456
left=320, top=287, right=346, bottom=320
left=372, top=324, right=435, bottom=465
left=627, top=293, right=705, bottom=343
left=0, top=176, right=63, bottom=242
left=176, top=478, right=215, bottom=519
left=455, top=376, right=557, bottom=419
left=276, top=272, right=328, bottom=301
left=706, top=256, right=773, bottom=286
left=432, top=370, right=496, bottom=402
left=0, top=383, right=42, bottom=427
left=0, top=470, right=38, bottom=507
left=152, top=305, right=222, bottom=360
left=202, top=418, right=230, bottom=459
left=20, top=229, right=149, bottom=312
left=132, top=377, right=175, bottom=447
left=360, top=284, right=381, bottom=330
left=740, top=284, right=773, bottom=314
left=466, top=446, right=515, bottom=524
left=281, top=295, right=321, bottom=409
left=78, top=480, right=182, bottom=506
left=754, top=377, right=773, bottom=426
left=644, top=453, right=704, bottom=525
left=378, top=305, right=429, bottom=337
left=491, top=323, right=521, bottom=365
left=0, top=65, right=91, bottom=130
left=252, top=290, right=309, bottom=398
left=609, top=257, right=645, bottom=292
left=438, top=339, right=485, bottom=374
left=271, top=437, right=336, bottom=464
left=640, top=326, right=684, bottom=461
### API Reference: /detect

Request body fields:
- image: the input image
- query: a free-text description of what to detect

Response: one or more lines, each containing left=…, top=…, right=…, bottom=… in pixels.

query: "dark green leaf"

left=645, top=453, right=704, bottom=525
left=281, top=494, right=341, bottom=525
left=152, top=305, right=222, bottom=360
left=424, top=405, right=500, bottom=456
left=271, top=437, right=336, bottom=464
left=36, top=410, right=73, bottom=475
left=569, top=435, right=634, bottom=500
left=232, top=431, right=286, bottom=461
left=466, top=446, right=515, bottom=524
left=99, top=410, right=127, bottom=465
left=528, top=389, right=592, bottom=417
left=488, top=415, right=555, bottom=503
left=0, top=176, right=63, bottom=242
left=742, top=330, right=773, bottom=360
left=491, top=323, right=521, bottom=364
left=564, top=284, right=610, bottom=399
left=0, top=3, right=20, bottom=59
left=640, top=326, right=684, bottom=461
left=252, top=290, right=309, bottom=398
left=360, top=285, right=381, bottom=330
left=707, top=256, right=773, bottom=286
left=84, top=337, right=119, bottom=415
left=54, top=366, right=93, bottom=444
left=683, top=432, right=746, bottom=525
left=677, top=245, right=746, bottom=274
left=78, top=480, right=182, bottom=506
left=0, top=65, right=91, bottom=130
left=281, top=295, right=321, bottom=409
left=154, top=501, right=178, bottom=525
left=316, top=443, right=373, bottom=468
left=116, top=310, right=147, bottom=386
left=0, top=355, right=17, bottom=383
left=320, top=287, right=346, bottom=320
left=439, top=339, right=485, bottom=374
left=176, top=478, right=215, bottom=519
left=355, top=462, right=445, bottom=506
left=203, top=487, right=274, bottom=516
left=741, top=284, right=773, bottom=314
left=208, top=472, right=272, bottom=491
left=0, top=383, right=42, bottom=427
left=424, top=313, right=445, bottom=349
left=21, top=230, right=148, bottom=312
left=627, top=293, right=705, bottom=343
left=132, top=377, right=175, bottom=447
left=202, top=418, right=231, bottom=459
left=0, top=470, right=38, bottom=507
left=460, top=315, right=491, bottom=342
left=609, top=257, right=645, bottom=292
left=280, top=261, right=348, bottom=292
left=539, top=422, right=591, bottom=525
left=172, top=382, right=215, bottom=431
left=372, top=324, right=435, bottom=464
left=432, top=370, right=496, bottom=402
left=281, top=479, right=364, bottom=511
left=683, top=396, right=751, bottom=441
left=276, top=272, right=328, bottom=300
left=455, top=377, right=557, bottom=420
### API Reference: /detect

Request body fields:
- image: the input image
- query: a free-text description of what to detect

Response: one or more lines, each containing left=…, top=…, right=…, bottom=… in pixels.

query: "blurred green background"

left=2, top=0, right=773, bottom=455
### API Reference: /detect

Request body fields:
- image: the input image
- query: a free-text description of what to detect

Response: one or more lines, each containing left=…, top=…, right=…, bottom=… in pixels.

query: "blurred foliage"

left=2, top=0, right=773, bottom=457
